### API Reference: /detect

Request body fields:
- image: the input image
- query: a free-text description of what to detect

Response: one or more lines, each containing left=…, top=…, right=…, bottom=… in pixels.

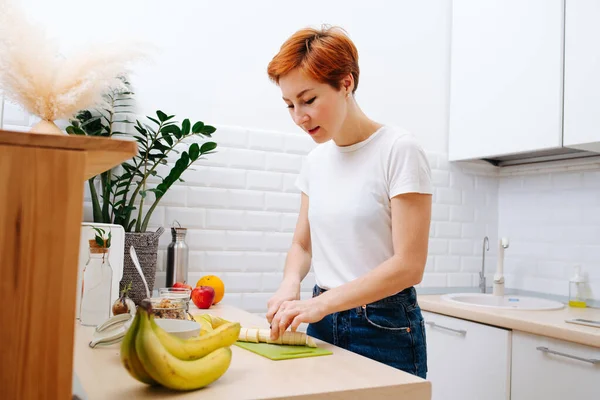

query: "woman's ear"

left=341, top=73, right=354, bottom=94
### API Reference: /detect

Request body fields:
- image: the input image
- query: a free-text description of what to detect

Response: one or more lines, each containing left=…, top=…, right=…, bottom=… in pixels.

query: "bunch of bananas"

left=120, top=299, right=241, bottom=391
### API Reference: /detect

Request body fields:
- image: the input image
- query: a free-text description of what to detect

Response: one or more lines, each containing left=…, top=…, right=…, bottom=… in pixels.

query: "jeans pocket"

left=362, top=304, right=412, bottom=332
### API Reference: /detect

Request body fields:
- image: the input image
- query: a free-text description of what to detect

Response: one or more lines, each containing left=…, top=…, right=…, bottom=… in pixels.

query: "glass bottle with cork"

left=80, top=228, right=113, bottom=326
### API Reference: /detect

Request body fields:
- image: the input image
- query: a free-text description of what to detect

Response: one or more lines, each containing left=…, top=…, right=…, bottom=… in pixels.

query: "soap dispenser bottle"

left=568, top=265, right=587, bottom=308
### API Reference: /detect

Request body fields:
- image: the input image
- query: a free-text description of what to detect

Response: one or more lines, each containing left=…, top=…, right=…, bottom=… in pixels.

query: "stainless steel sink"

left=441, top=293, right=565, bottom=310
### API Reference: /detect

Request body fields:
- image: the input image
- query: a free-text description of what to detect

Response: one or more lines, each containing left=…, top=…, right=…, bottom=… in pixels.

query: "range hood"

left=481, top=147, right=600, bottom=167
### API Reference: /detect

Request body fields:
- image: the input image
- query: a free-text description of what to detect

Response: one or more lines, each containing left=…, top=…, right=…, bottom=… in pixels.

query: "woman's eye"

left=286, top=104, right=294, bottom=109
left=305, top=97, right=316, bottom=105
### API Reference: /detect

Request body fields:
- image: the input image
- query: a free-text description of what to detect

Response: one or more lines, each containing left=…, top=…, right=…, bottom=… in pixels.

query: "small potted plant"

left=68, top=84, right=217, bottom=304
left=112, top=282, right=136, bottom=316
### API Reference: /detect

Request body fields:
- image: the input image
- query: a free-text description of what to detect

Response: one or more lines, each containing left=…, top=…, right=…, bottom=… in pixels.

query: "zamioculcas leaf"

left=162, top=124, right=182, bottom=139
left=192, top=121, right=204, bottom=133
left=95, top=237, right=105, bottom=247
left=182, top=119, right=191, bottom=136
left=201, top=125, right=216, bottom=134
left=147, top=117, right=160, bottom=125
left=80, top=116, right=101, bottom=128
left=152, top=141, right=170, bottom=153
left=189, top=143, right=200, bottom=160
left=200, top=142, right=217, bottom=153
left=156, top=110, right=168, bottom=122
left=161, top=130, right=173, bottom=146
left=148, top=188, right=165, bottom=197
left=66, top=126, right=86, bottom=135
left=155, top=152, right=191, bottom=196
left=134, top=126, right=147, bottom=136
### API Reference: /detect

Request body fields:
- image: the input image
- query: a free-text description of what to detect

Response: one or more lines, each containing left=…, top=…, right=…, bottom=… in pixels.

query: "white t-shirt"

left=295, top=125, right=433, bottom=290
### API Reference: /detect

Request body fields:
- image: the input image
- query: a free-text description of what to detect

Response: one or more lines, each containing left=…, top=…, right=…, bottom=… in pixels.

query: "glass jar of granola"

left=149, top=297, right=186, bottom=320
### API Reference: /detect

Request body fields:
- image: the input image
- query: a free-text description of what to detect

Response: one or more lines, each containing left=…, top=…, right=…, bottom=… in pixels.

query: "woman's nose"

left=292, top=109, right=309, bottom=126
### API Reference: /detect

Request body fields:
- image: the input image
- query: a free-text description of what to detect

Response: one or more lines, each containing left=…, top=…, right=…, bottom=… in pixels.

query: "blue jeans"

left=307, top=285, right=427, bottom=379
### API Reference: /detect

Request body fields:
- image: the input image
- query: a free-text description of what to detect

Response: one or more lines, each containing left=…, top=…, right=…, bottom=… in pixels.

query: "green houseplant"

left=68, top=85, right=217, bottom=232
left=68, top=85, right=217, bottom=303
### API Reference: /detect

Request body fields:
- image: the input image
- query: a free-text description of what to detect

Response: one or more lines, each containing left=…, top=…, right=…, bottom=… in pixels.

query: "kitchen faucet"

left=493, top=237, right=510, bottom=296
left=480, top=236, right=489, bottom=293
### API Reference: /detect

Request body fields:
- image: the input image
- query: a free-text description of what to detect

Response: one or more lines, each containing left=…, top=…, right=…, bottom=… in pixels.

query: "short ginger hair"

left=267, top=26, right=360, bottom=94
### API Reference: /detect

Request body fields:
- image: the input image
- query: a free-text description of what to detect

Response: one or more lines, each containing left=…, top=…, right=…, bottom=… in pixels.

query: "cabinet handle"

left=426, top=321, right=467, bottom=335
left=536, top=346, right=600, bottom=365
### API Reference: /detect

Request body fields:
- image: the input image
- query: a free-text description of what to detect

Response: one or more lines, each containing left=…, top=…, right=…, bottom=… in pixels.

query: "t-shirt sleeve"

left=295, top=156, right=310, bottom=195
left=388, top=136, right=433, bottom=198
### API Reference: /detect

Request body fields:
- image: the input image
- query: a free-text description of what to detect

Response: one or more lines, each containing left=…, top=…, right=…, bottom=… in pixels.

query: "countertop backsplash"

left=498, top=167, right=600, bottom=302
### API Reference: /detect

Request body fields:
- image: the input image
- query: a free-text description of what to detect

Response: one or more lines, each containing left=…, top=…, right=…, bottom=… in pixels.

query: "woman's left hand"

left=269, top=297, right=328, bottom=340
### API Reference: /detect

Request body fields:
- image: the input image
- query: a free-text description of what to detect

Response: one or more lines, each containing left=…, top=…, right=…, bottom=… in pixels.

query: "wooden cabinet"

left=511, top=330, right=600, bottom=400
left=0, top=130, right=136, bottom=399
left=423, top=311, right=511, bottom=400
left=563, top=0, right=600, bottom=153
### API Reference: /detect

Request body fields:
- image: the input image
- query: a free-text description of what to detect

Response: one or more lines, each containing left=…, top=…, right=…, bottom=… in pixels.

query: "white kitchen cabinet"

left=423, top=311, right=511, bottom=400
left=449, top=0, right=565, bottom=162
left=563, top=0, right=600, bottom=152
left=511, top=331, right=600, bottom=400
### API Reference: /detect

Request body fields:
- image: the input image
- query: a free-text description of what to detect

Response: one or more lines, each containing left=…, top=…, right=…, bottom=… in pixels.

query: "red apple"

left=173, top=281, right=193, bottom=291
left=191, top=286, right=215, bottom=309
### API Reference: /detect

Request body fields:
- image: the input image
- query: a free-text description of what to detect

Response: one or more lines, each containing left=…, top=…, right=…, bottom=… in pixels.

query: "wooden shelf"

left=0, top=129, right=137, bottom=399
left=0, top=129, right=137, bottom=179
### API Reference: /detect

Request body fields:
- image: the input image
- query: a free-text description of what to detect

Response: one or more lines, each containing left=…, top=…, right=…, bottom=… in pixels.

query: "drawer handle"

left=426, top=321, right=467, bottom=335
left=536, top=346, right=600, bottom=365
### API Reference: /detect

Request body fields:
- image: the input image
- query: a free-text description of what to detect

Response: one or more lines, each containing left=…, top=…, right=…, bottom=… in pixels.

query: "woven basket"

left=119, top=228, right=164, bottom=305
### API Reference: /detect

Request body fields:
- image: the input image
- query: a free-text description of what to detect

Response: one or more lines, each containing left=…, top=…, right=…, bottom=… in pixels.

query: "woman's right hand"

left=266, top=280, right=301, bottom=324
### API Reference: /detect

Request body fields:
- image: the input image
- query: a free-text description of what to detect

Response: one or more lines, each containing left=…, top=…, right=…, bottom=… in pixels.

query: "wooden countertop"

left=419, top=295, right=600, bottom=348
left=74, top=305, right=431, bottom=399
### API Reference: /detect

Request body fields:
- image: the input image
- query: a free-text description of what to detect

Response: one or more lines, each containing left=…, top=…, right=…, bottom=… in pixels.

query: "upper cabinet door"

left=449, top=0, right=565, bottom=161
left=563, top=0, right=600, bottom=152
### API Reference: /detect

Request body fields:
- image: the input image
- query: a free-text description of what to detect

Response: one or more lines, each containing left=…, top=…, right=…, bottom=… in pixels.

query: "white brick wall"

left=160, top=134, right=498, bottom=312
left=10, top=98, right=597, bottom=310
left=425, top=155, right=499, bottom=290
left=82, top=126, right=499, bottom=313
left=3, top=99, right=498, bottom=312
left=128, top=126, right=320, bottom=313
left=498, top=167, right=600, bottom=301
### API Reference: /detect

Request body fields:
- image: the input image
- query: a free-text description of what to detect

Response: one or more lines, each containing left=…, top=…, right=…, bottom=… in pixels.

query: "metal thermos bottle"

left=166, top=224, right=189, bottom=287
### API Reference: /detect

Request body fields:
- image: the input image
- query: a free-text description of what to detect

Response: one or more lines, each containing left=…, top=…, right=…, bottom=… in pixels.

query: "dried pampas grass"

left=0, top=0, right=149, bottom=126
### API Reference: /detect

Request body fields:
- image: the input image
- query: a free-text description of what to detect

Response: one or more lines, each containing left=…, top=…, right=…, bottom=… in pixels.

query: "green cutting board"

left=234, top=341, right=333, bottom=360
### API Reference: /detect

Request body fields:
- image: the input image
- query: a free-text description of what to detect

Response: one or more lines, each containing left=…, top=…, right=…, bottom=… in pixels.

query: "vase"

left=29, top=119, right=65, bottom=135
left=76, top=223, right=125, bottom=320
left=79, top=240, right=113, bottom=327
left=120, top=227, right=165, bottom=305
